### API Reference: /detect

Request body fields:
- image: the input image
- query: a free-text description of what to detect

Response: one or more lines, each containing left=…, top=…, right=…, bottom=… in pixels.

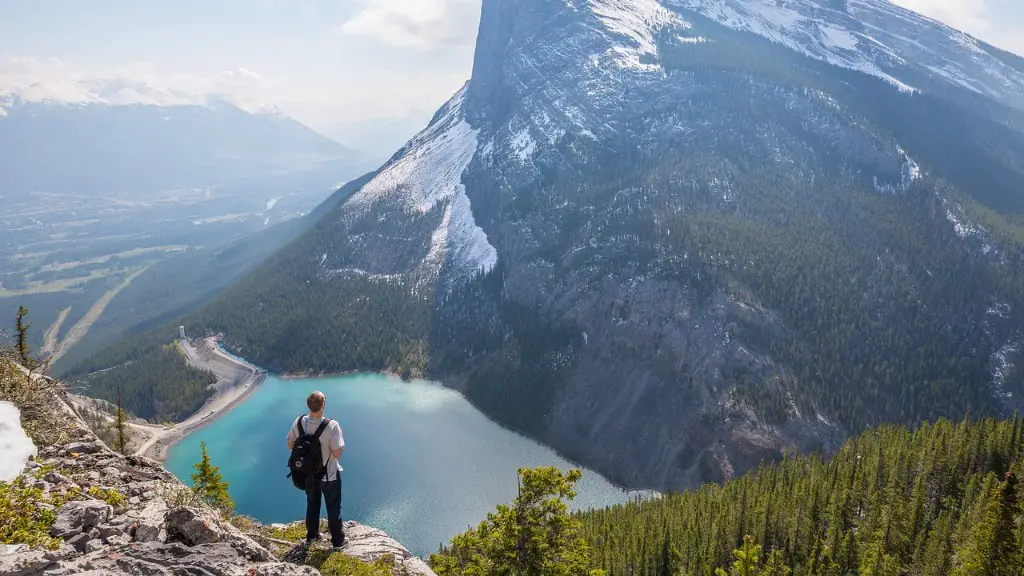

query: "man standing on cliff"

left=286, top=391, right=346, bottom=548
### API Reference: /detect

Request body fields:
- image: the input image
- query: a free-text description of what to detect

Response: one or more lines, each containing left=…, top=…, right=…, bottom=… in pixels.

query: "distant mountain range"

left=0, top=87, right=363, bottom=195
left=79, top=0, right=1024, bottom=491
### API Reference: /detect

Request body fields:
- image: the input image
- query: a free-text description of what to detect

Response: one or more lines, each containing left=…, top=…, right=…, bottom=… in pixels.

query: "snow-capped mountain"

left=0, top=83, right=358, bottom=196
left=187, top=0, right=1024, bottom=490
left=671, top=0, right=1024, bottom=106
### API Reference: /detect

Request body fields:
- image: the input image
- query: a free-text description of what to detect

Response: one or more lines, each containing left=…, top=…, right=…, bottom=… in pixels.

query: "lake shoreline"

left=141, top=337, right=267, bottom=462
left=171, top=348, right=651, bottom=496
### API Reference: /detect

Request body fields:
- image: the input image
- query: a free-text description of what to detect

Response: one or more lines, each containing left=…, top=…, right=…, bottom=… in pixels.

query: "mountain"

left=91, top=0, right=1024, bottom=491
left=0, top=84, right=362, bottom=195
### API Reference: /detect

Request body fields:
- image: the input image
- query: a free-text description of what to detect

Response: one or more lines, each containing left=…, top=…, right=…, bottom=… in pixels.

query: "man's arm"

left=331, top=424, right=345, bottom=458
left=286, top=419, right=298, bottom=450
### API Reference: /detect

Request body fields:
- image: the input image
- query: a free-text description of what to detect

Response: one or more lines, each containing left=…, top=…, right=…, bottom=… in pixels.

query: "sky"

left=1, top=0, right=1023, bottom=155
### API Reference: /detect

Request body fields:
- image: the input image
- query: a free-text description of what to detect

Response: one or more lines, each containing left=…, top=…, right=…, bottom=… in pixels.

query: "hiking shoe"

left=331, top=538, right=347, bottom=551
left=304, top=535, right=323, bottom=546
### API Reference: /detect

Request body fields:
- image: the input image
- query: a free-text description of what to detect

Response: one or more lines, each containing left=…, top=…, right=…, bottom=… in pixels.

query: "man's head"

left=307, top=391, right=326, bottom=415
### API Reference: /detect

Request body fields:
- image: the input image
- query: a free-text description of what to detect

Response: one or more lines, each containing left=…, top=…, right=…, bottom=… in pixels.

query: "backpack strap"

left=296, top=415, right=307, bottom=437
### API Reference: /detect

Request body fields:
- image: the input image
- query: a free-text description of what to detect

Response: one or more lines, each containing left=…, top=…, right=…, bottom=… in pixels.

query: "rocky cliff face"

left=0, top=387, right=434, bottom=576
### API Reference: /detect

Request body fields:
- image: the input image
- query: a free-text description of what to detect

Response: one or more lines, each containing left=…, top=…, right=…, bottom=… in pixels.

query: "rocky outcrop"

left=0, top=392, right=436, bottom=576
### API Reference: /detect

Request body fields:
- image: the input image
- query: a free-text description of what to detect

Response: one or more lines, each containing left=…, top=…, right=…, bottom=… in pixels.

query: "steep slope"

left=0, top=93, right=361, bottom=195
left=105, top=0, right=1024, bottom=491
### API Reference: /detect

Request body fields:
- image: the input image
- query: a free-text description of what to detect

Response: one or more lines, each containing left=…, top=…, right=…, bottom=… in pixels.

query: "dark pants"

left=306, top=476, right=344, bottom=546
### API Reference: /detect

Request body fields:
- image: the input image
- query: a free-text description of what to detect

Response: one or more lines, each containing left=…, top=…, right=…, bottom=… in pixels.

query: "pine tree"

left=717, top=536, right=761, bottom=576
left=15, top=307, right=33, bottom=368
left=430, top=467, right=601, bottom=576
left=952, top=471, right=1023, bottom=576
left=190, top=441, right=234, bottom=513
left=114, top=386, right=128, bottom=455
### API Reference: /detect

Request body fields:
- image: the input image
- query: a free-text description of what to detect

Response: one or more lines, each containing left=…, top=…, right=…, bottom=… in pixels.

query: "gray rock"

left=101, top=466, right=121, bottom=479
left=86, top=527, right=101, bottom=541
left=34, top=502, right=55, bottom=512
left=86, top=470, right=100, bottom=482
left=134, top=523, right=165, bottom=543
left=127, top=496, right=141, bottom=505
left=65, top=441, right=102, bottom=455
left=44, top=471, right=69, bottom=484
left=165, top=507, right=223, bottom=546
left=43, top=545, right=77, bottom=561
left=50, top=500, right=113, bottom=537
left=83, top=539, right=104, bottom=553
left=55, top=542, right=316, bottom=576
left=337, top=521, right=437, bottom=576
left=65, top=532, right=92, bottom=553
left=96, top=524, right=125, bottom=540
left=108, top=514, right=130, bottom=526
left=25, top=461, right=40, bottom=470
left=105, top=534, right=131, bottom=548
left=0, top=549, right=54, bottom=576
left=0, top=544, right=29, bottom=555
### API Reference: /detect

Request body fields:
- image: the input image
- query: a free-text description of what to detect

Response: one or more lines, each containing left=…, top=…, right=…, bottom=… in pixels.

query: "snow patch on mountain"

left=0, top=402, right=36, bottom=483
left=991, top=340, right=1019, bottom=402
left=587, top=0, right=686, bottom=71
left=349, top=85, right=498, bottom=276
left=512, top=128, right=538, bottom=163
left=669, top=0, right=917, bottom=93
left=875, top=145, right=922, bottom=194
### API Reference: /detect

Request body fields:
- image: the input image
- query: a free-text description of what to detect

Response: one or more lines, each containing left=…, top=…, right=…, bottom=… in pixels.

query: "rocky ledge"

left=0, top=401, right=435, bottom=576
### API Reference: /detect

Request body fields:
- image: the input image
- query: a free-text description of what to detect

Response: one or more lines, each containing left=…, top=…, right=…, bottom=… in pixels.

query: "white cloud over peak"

left=339, top=0, right=479, bottom=50
left=891, top=0, right=1024, bottom=55
left=0, top=57, right=279, bottom=114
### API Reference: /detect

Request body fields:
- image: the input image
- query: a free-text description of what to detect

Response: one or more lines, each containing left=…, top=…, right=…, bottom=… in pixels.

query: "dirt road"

left=133, top=337, right=266, bottom=461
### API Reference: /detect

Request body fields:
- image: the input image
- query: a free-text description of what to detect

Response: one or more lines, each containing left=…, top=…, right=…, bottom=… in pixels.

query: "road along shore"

left=134, top=336, right=266, bottom=461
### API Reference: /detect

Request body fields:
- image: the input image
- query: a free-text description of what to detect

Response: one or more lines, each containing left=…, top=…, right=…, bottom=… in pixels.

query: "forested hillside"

left=577, top=415, right=1024, bottom=576
left=428, top=415, right=1024, bottom=576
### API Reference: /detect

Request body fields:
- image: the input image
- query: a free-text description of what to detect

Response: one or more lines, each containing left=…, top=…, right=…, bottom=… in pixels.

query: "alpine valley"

left=73, top=0, right=1024, bottom=492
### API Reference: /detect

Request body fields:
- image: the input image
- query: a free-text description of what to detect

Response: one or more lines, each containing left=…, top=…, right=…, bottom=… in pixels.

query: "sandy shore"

left=133, top=337, right=266, bottom=461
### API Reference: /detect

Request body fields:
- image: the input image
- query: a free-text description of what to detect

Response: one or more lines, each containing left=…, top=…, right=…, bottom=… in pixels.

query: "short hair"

left=307, top=391, right=326, bottom=412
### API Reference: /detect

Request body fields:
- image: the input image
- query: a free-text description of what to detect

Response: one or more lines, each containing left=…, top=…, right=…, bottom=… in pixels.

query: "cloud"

left=338, top=0, right=479, bottom=50
left=890, top=0, right=1024, bottom=54
left=890, top=0, right=992, bottom=35
left=0, top=57, right=278, bottom=114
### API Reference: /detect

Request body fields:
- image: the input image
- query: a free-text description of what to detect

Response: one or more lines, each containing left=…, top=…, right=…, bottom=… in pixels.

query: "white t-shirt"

left=286, top=415, right=345, bottom=481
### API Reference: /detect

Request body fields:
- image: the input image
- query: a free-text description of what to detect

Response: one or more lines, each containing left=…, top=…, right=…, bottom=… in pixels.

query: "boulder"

left=65, top=441, right=103, bottom=455
left=165, top=507, right=223, bottom=546
left=44, top=471, right=69, bottom=485
left=48, top=542, right=317, bottom=576
left=0, top=549, right=54, bottom=576
left=65, top=532, right=91, bottom=553
left=96, top=524, right=125, bottom=540
left=106, top=534, right=131, bottom=548
left=134, top=523, right=166, bottom=543
left=84, top=539, right=104, bottom=553
left=50, top=500, right=113, bottom=537
left=337, top=521, right=437, bottom=576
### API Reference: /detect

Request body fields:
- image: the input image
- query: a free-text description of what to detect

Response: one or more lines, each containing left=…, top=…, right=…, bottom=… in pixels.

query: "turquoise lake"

left=165, top=373, right=640, bottom=556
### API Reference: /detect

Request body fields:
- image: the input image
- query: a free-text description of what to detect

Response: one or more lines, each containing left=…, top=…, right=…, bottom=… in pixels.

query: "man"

left=286, top=391, right=345, bottom=548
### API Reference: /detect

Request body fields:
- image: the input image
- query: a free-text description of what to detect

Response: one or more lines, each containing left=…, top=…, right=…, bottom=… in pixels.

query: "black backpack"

left=287, top=416, right=330, bottom=491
